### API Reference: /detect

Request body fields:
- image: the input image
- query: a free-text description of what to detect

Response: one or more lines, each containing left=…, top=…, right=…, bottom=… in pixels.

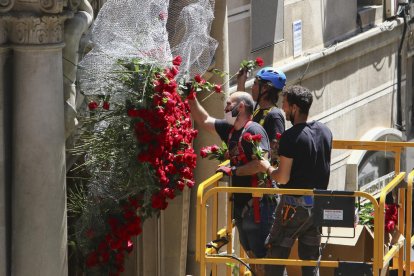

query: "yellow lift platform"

left=196, top=140, right=414, bottom=276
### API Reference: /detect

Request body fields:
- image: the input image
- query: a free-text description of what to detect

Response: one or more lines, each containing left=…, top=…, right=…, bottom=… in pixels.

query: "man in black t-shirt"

left=255, top=85, right=332, bottom=276
left=188, top=91, right=274, bottom=275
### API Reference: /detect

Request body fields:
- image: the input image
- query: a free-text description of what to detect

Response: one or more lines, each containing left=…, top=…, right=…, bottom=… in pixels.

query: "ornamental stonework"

left=12, top=0, right=64, bottom=14
left=7, top=14, right=71, bottom=44
left=0, top=0, right=15, bottom=13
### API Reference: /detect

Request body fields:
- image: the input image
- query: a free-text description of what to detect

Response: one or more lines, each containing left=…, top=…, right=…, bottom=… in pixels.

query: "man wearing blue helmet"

left=238, top=67, right=287, bottom=165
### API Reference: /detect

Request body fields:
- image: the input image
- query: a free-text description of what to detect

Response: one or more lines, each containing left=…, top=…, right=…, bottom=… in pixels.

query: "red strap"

left=252, top=175, right=261, bottom=223
left=228, top=121, right=252, bottom=165
left=228, top=120, right=261, bottom=223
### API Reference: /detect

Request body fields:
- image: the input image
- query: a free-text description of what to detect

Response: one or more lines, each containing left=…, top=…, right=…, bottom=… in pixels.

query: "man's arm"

left=233, top=160, right=264, bottom=176
left=267, top=156, right=292, bottom=184
left=187, top=98, right=217, bottom=134
left=236, top=69, right=248, bottom=91
left=232, top=151, right=269, bottom=176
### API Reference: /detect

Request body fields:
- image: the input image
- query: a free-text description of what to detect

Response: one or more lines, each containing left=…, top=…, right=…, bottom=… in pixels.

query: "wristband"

left=231, top=166, right=237, bottom=176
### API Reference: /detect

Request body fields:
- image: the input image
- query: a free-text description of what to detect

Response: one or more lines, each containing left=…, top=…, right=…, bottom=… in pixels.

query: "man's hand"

left=216, top=166, right=232, bottom=176
left=259, top=159, right=271, bottom=173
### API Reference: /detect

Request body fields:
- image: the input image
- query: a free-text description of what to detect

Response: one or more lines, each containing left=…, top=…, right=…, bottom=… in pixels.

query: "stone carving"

left=0, top=0, right=15, bottom=13
left=8, top=14, right=71, bottom=44
left=39, top=0, right=63, bottom=13
left=67, top=0, right=81, bottom=11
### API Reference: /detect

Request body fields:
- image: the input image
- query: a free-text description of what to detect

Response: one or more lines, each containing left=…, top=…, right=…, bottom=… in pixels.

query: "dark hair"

left=236, top=93, right=254, bottom=115
left=259, top=80, right=282, bottom=106
left=282, top=85, right=313, bottom=114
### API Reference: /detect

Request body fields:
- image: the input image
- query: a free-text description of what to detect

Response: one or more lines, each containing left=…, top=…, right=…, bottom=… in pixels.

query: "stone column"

left=186, top=0, right=229, bottom=274
left=8, top=13, right=69, bottom=276
left=0, top=19, right=10, bottom=276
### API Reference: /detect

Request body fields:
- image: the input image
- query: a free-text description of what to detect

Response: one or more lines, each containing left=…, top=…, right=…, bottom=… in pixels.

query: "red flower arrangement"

left=71, top=56, right=200, bottom=275
left=127, top=57, right=198, bottom=198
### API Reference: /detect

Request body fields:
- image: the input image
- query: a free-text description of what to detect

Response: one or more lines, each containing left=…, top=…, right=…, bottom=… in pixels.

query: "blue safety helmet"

left=256, top=67, right=286, bottom=90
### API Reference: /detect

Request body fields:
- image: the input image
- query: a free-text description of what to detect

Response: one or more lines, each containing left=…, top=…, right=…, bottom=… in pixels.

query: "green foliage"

left=357, top=202, right=374, bottom=228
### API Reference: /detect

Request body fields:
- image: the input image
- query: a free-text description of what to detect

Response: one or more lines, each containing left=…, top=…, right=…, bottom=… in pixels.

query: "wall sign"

left=293, top=20, right=302, bottom=58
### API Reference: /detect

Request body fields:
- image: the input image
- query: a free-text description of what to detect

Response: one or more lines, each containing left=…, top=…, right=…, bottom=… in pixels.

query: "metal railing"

left=196, top=140, right=414, bottom=276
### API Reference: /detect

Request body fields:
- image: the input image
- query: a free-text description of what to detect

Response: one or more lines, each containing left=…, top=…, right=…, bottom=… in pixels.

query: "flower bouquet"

left=242, top=132, right=265, bottom=160
left=200, top=142, right=228, bottom=162
left=240, top=57, right=265, bottom=73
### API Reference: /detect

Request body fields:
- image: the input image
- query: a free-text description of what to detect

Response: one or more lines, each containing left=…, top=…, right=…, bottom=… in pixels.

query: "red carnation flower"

left=88, top=101, right=98, bottom=110
left=127, top=109, right=140, bottom=117
left=214, top=84, right=222, bottom=93
left=242, top=132, right=253, bottom=142
left=101, top=251, right=110, bottom=263
left=194, top=74, right=206, bottom=84
left=172, top=56, right=182, bottom=66
left=151, top=194, right=168, bottom=210
left=126, top=240, right=134, bottom=253
left=186, top=179, right=195, bottom=188
left=255, top=57, right=264, bottom=67
left=162, top=188, right=176, bottom=199
left=171, top=65, right=179, bottom=77
left=177, top=180, right=185, bottom=191
left=210, top=144, right=219, bottom=153
left=276, top=132, right=282, bottom=140
left=200, top=147, right=211, bottom=158
left=186, top=91, right=196, bottom=100
left=86, top=251, right=99, bottom=267
left=103, top=101, right=110, bottom=110
left=251, top=134, right=262, bottom=143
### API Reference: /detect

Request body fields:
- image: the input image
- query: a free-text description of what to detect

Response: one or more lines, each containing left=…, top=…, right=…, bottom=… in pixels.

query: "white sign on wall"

left=293, top=20, right=302, bottom=58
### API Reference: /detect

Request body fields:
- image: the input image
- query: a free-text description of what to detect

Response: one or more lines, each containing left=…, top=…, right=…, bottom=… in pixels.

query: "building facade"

left=1, top=0, right=413, bottom=275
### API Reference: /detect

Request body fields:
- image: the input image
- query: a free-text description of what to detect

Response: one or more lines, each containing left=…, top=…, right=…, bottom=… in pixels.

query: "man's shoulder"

left=309, top=121, right=332, bottom=137
left=215, top=119, right=232, bottom=130
left=246, top=121, right=267, bottom=133
left=268, top=107, right=284, bottom=118
left=215, top=119, right=233, bottom=139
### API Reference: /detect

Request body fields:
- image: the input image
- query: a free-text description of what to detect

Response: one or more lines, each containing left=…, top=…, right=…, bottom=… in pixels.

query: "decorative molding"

left=7, top=13, right=71, bottom=44
left=66, top=0, right=80, bottom=11
left=0, top=0, right=15, bottom=13
left=39, top=0, right=63, bottom=13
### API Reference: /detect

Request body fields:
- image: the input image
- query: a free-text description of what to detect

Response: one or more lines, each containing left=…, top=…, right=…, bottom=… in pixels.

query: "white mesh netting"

left=78, top=0, right=218, bottom=100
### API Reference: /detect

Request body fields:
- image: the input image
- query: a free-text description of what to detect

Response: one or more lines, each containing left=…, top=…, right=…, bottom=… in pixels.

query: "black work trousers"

left=264, top=204, right=321, bottom=276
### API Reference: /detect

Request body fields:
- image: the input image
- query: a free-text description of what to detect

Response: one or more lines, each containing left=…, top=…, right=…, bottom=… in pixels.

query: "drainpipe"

left=396, top=1, right=409, bottom=131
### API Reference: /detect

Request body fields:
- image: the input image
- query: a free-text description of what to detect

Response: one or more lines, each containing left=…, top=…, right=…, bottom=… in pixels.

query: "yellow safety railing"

left=196, top=140, right=414, bottom=276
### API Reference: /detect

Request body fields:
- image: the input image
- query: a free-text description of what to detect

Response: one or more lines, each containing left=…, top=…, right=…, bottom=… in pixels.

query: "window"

left=251, top=0, right=284, bottom=52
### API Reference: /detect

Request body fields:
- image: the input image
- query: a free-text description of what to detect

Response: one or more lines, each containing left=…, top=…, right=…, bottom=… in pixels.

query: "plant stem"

left=200, top=71, right=239, bottom=102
